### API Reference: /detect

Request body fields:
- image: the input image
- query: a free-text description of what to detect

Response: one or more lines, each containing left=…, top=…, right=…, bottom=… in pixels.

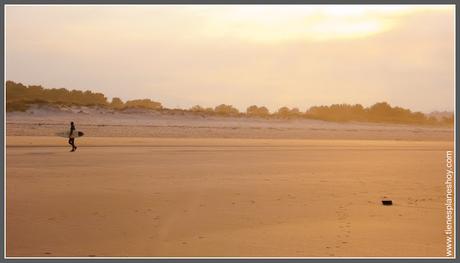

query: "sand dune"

left=7, top=108, right=453, bottom=140
left=6, top=136, right=453, bottom=257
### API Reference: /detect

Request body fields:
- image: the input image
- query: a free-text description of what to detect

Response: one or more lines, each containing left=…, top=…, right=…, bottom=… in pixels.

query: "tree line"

left=6, top=81, right=162, bottom=111
left=6, top=81, right=453, bottom=126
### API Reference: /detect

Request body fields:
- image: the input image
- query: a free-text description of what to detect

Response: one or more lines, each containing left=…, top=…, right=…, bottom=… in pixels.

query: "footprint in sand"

left=335, top=204, right=352, bottom=249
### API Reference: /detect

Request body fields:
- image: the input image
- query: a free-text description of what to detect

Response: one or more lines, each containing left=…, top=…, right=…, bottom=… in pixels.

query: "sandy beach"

left=6, top=4, right=455, bottom=258
left=6, top=135, right=453, bottom=257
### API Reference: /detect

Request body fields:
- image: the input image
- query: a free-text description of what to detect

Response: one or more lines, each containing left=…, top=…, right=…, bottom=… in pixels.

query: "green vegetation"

left=276, top=106, right=302, bottom=119
left=305, top=102, right=453, bottom=126
left=110, top=97, right=124, bottom=109
left=6, top=81, right=162, bottom=111
left=124, top=99, right=162, bottom=110
left=7, top=81, right=108, bottom=107
left=6, top=81, right=453, bottom=126
left=246, top=105, right=270, bottom=118
left=214, top=104, right=240, bottom=117
left=189, top=105, right=214, bottom=114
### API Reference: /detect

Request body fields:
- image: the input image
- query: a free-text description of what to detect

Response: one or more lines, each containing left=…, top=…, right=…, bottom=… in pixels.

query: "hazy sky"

left=6, top=5, right=455, bottom=112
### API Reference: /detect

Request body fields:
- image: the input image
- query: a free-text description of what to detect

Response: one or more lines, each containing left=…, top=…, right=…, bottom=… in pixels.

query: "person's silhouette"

left=69, top=121, right=77, bottom=152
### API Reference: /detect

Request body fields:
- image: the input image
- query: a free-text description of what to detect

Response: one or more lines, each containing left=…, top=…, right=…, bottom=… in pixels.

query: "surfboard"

left=56, top=131, right=85, bottom=138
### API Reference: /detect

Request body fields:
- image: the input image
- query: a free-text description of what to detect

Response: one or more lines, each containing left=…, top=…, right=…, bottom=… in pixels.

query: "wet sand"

left=6, top=136, right=453, bottom=257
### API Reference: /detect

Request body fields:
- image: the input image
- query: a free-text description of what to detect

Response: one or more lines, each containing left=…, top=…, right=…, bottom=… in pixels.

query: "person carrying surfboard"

left=69, top=121, right=77, bottom=152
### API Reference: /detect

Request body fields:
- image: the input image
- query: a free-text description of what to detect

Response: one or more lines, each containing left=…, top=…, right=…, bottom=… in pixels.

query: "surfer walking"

left=69, top=121, right=77, bottom=152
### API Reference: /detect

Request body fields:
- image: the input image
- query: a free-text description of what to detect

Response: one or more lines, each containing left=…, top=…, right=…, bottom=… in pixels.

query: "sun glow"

left=194, top=5, right=452, bottom=43
left=5, top=4, right=454, bottom=112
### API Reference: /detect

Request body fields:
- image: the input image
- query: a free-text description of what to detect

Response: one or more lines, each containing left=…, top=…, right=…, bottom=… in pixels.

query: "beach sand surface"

left=7, top=108, right=453, bottom=140
left=6, top=136, right=453, bottom=257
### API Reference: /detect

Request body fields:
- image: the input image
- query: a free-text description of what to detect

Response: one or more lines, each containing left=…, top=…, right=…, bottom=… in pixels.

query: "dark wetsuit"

left=69, top=123, right=76, bottom=151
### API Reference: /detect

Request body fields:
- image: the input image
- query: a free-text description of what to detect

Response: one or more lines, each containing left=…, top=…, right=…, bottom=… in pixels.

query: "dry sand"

left=6, top=136, right=454, bottom=257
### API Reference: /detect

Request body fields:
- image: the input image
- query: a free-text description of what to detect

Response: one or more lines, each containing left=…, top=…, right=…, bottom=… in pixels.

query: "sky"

left=5, top=5, right=455, bottom=113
